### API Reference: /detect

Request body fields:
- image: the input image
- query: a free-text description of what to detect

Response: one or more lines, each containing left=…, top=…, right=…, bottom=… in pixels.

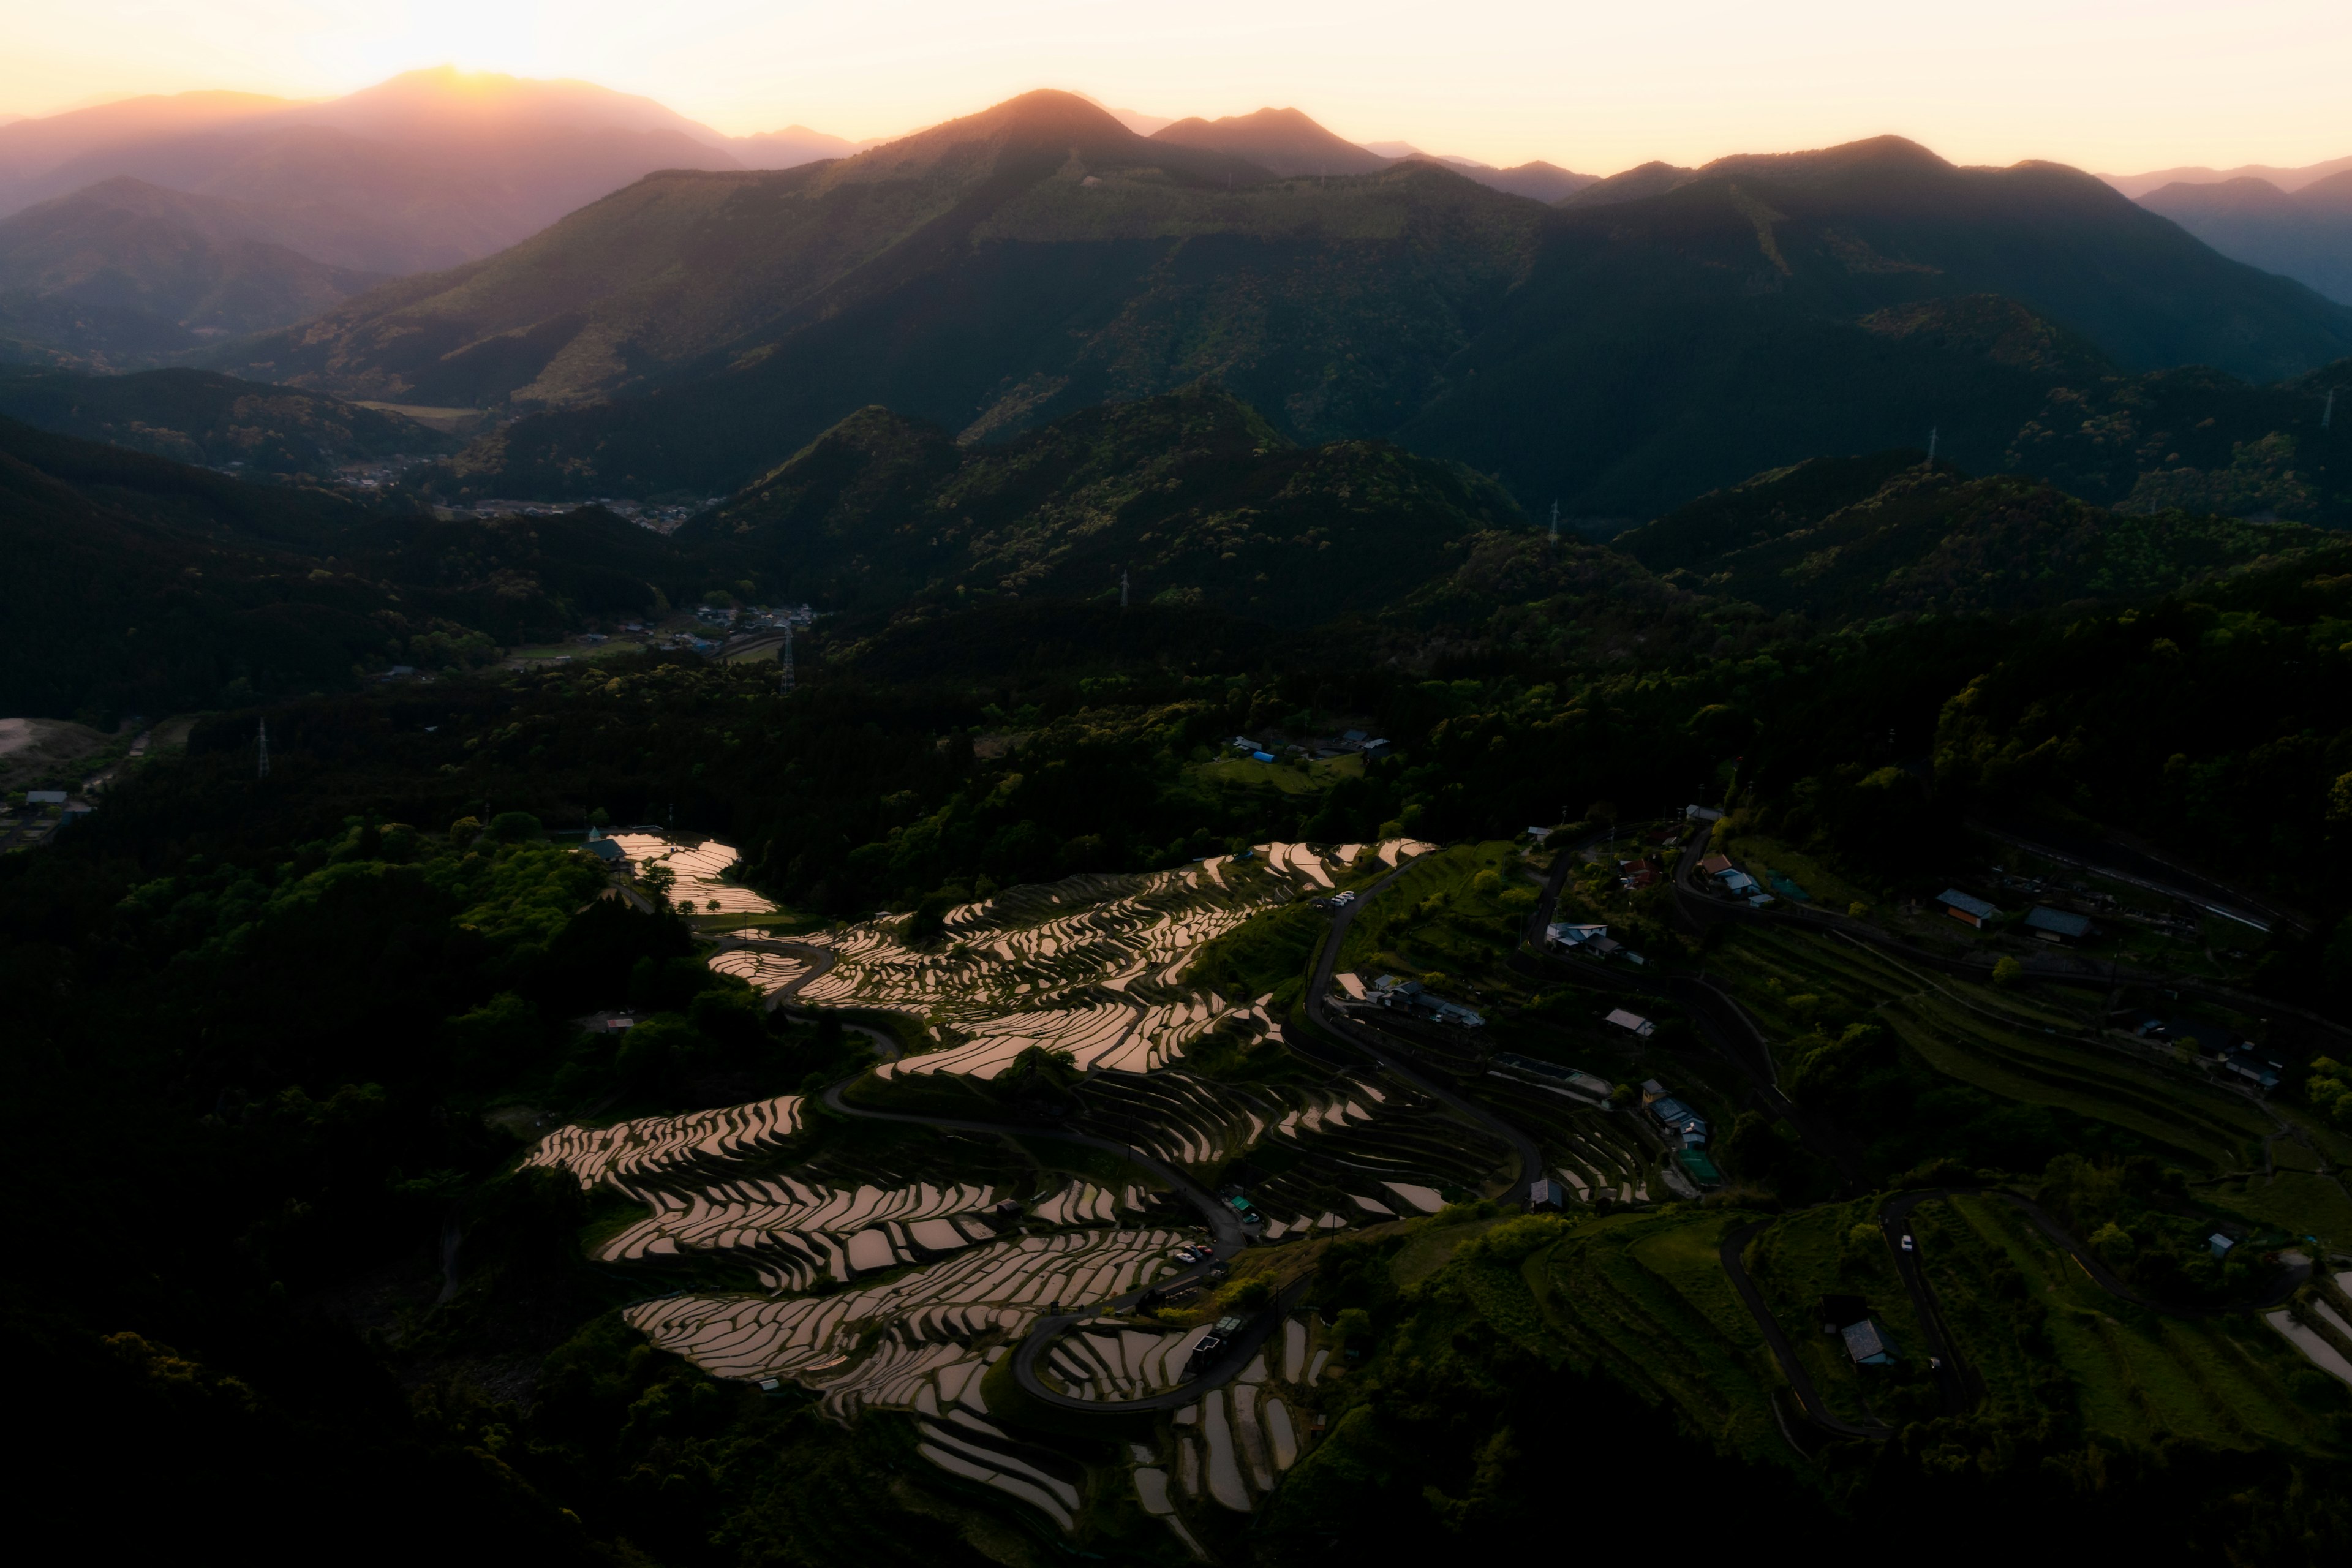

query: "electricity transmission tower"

left=780, top=624, right=795, bottom=694
left=1549, top=501, right=1559, bottom=542
left=256, top=718, right=270, bottom=779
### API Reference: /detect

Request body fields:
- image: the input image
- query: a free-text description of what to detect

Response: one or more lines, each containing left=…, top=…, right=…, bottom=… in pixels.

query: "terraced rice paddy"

left=1713, top=927, right=2273, bottom=1172
left=1159, top=1327, right=1312, bottom=1515
left=608, top=832, right=775, bottom=914
left=1072, top=1068, right=1512, bottom=1224
left=1461, top=1081, right=1656, bottom=1204
left=627, top=1226, right=1188, bottom=1419
left=1042, top=1319, right=1219, bottom=1401
left=704, top=946, right=814, bottom=993
left=913, top=1409, right=1090, bottom=1533
left=796, top=841, right=1425, bottom=1079
left=1529, top=1211, right=1789, bottom=1461
left=524, top=1095, right=804, bottom=1190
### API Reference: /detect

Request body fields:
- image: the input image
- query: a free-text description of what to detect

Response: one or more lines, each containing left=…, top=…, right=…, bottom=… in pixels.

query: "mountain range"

left=1151, top=108, right=1597, bottom=200
left=201, top=92, right=2350, bottom=525
left=2135, top=172, right=2352, bottom=306
left=0, top=69, right=890, bottom=359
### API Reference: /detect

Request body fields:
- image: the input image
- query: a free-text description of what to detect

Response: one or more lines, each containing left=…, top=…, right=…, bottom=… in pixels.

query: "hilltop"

left=682, top=383, right=1532, bottom=621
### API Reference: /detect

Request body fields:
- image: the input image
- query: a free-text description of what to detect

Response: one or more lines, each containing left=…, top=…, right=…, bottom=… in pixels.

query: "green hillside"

left=1618, top=459, right=2325, bottom=622
left=682, top=384, right=1534, bottom=618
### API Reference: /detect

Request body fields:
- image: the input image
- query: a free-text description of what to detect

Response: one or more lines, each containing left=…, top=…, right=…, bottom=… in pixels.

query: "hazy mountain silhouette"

left=0, top=69, right=885, bottom=363
left=2100, top=153, right=2352, bottom=200
left=1154, top=108, right=1390, bottom=175
left=1558, top=160, right=1692, bottom=207
left=734, top=125, right=878, bottom=168
left=2138, top=173, right=2352, bottom=305
left=0, top=178, right=390, bottom=355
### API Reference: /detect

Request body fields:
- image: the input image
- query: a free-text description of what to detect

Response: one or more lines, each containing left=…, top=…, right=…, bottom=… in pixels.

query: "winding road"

left=1302, top=857, right=1548, bottom=1192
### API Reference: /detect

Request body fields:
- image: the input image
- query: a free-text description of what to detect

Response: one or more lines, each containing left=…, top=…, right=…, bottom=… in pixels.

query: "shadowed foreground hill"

left=1616, top=457, right=2328, bottom=620
left=0, top=416, right=702, bottom=718
left=0, top=366, right=453, bottom=475
left=683, top=385, right=1534, bottom=619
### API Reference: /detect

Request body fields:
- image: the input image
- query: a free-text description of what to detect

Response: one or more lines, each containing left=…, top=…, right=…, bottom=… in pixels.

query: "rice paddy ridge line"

left=701, top=933, right=840, bottom=1003
left=815, top=1071, right=1262, bottom=1415
left=1662, top=832, right=2352, bottom=1052
left=1016, top=1274, right=1316, bottom=1415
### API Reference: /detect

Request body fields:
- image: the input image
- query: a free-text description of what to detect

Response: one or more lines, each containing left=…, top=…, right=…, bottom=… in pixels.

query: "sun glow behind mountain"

left=2, top=0, right=2347, bottom=173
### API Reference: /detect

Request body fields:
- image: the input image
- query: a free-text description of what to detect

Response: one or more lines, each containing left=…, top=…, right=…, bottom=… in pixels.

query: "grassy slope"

left=1928, top=1193, right=2337, bottom=1452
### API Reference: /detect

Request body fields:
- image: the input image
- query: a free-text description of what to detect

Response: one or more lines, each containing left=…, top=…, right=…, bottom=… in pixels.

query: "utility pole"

left=780, top=624, right=795, bottom=695
left=255, top=718, right=270, bottom=779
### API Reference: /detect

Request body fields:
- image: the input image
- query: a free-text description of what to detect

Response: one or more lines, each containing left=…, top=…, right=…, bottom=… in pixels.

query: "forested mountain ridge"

left=285, top=111, right=2352, bottom=526
left=1618, top=461, right=2328, bottom=621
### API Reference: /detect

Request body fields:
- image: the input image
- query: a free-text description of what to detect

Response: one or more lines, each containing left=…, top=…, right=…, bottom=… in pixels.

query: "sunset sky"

left=4, top=0, right=2346, bottom=175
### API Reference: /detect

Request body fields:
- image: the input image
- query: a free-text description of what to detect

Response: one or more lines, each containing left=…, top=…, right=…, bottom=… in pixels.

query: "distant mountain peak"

left=1152, top=107, right=1387, bottom=176
left=848, top=90, right=1272, bottom=187
left=282, top=64, right=737, bottom=150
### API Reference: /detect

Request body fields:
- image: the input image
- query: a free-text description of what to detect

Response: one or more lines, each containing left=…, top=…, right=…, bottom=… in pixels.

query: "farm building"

left=1841, top=1319, right=1897, bottom=1367
left=1606, top=1009, right=1656, bottom=1037
left=1938, top=889, right=2000, bottom=927
left=2023, top=906, right=2093, bottom=942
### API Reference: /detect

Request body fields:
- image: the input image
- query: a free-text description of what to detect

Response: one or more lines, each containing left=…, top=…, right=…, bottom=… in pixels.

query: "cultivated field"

left=796, top=840, right=1430, bottom=1078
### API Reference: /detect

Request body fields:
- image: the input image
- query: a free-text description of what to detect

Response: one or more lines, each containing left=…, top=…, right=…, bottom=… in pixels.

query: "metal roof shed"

left=2024, top=906, right=2092, bottom=940
left=1938, top=888, right=2000, bottom=927
left=1605, top=1009, right=1656, bottom=1037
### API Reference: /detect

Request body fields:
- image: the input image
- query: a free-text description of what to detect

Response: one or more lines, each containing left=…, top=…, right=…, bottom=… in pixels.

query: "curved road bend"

left=1879, top=1189, right=1978, bottom=1415
left=1011, top=1276, right=1315, bottom=1415
left=1718, top=1220, right=1890, bottom=1442
left=816, top=1076, right=1272, bottom=1413
left=1303, top=858, right=1548, bottom=1191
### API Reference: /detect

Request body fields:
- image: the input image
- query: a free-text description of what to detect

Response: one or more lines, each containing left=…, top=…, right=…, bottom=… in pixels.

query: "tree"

left=641, top=863, right=676, bottom=908
left=1992, top=956, right=2024, bottom=987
